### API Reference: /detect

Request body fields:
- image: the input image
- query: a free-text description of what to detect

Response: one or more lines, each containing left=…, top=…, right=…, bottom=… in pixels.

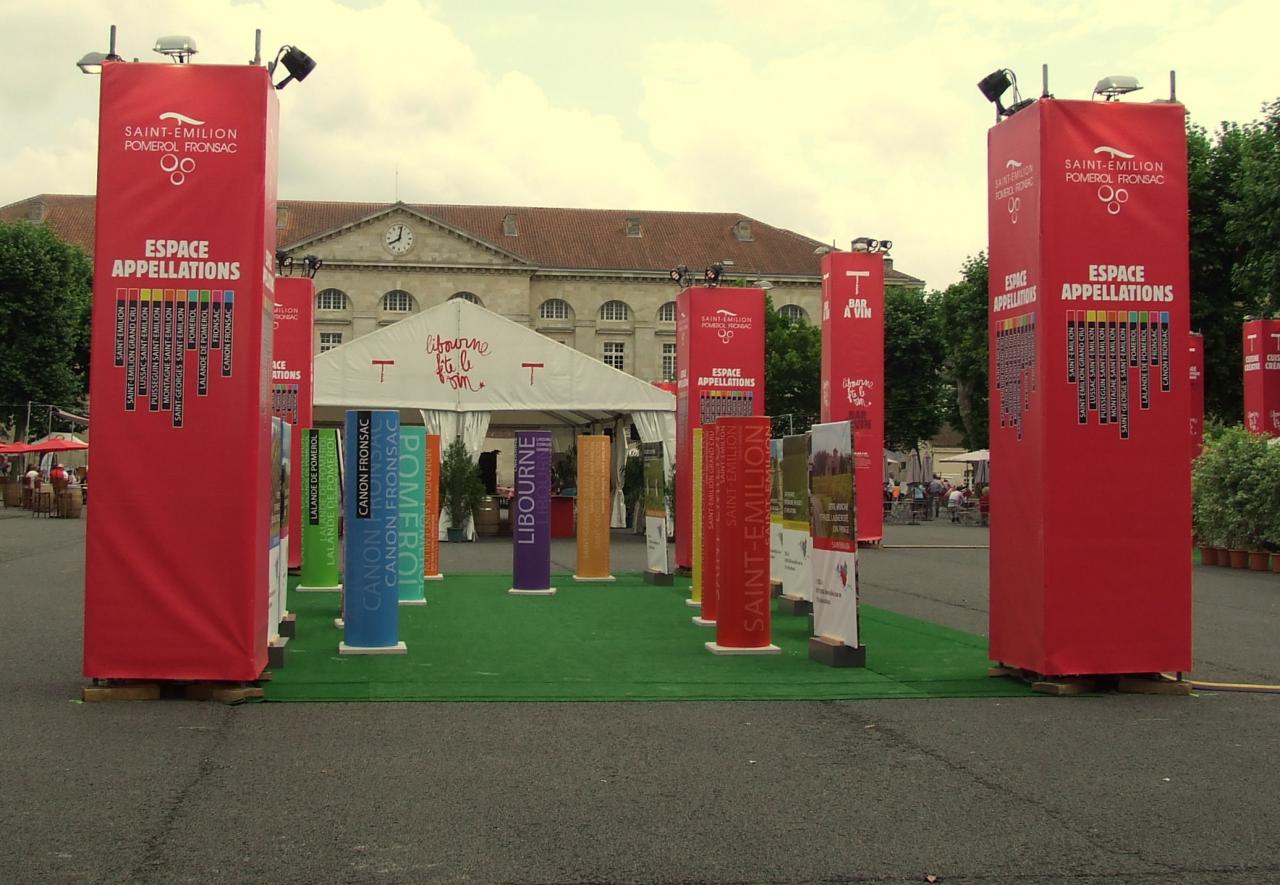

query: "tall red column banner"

left=675, top=286, right=766, bottom=570
left=272, top=278, right=315, bottom=569
left=1189, top=331, right=1204, bottom=460
left=1243, top=318, right=1280, bottom=437
left=987, top=99, right=1191, bottom=676
left=84, top=63, right=279, bottom=681
left=820, top=252, right=885, bottom=545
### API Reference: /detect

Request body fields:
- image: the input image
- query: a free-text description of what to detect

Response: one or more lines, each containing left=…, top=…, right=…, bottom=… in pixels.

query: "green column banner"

left=398, top=427, right=427, bottom=604
left=298, top=428, right=342, bottom=591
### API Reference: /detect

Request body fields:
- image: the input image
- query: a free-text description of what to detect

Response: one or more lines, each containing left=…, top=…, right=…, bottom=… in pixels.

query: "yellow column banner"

left=691, top=428, right=703, bottom=604
left=573, top=435, right=614, bottom=581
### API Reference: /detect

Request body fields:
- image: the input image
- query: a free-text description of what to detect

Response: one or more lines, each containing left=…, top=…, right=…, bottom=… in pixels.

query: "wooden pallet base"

left=82, top=678, right=265, bottom=704
left=988, top=665, right=1193, bottom=696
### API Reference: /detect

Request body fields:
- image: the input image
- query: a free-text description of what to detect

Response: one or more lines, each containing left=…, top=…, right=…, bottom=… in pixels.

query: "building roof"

left=0, top=194, right=925, bottom=286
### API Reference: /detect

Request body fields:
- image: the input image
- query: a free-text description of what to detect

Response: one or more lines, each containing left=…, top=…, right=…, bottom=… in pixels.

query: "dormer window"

left=503, top=213, right=518, bottom=237
left=733, top=219, right=753, bottom=242
left=625, top=216, right=642, bottom=238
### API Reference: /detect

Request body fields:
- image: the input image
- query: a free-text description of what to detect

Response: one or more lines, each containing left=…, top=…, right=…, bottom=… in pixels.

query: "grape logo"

left=717, top=329, right=734, bottom=344
left=160, top=153, right=196, bottom=186
left=1008, top=196, right=1020, bottom=224
left=1097, top=184, right=1129, bottom=215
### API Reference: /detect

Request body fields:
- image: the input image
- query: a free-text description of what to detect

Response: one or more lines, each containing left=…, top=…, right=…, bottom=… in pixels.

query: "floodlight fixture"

left=813, top=244, right=833, bottom=255
left=154, top=35, right=198, bottom=63
left=704, top=263, right=724, bottom=287
left=755, top=279, right=775, bottom=290
left=302, top=255, right=324, bottom=278
left=275, top=250, right=294, bottom=274
left=269, top=45, right=317, bottom=90
left=76, top=24, right=123, bottom=74
left=851, top=237, right=892, bottom=254
left=669, top=265, right=689, bottom=286
left=1093, top=75, right=1142, bottom=101
left=978, top=67, right=1035, bottom=121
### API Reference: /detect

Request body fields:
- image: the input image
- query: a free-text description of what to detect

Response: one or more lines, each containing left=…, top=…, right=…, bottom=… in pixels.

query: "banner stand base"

left=770, top=579, right=783, bottom=598
left=705, top=642, right=781, bottom=656
left=691, top=616, right=715, bottom=627
left=644, top=570, right=673, bottom=586
left=279, top=612, right=297, bottom=638
left=296, top=583, right=343, bottom=593
left=267, top=637, right=288, bottom=670
left=509, top=587, right=557, bottom=596
left=399, top=599, right=427, bottom=606
left=339, top=641, right=408, bottom=656
left=685, top=598, right=700, bottom=608
left=808, top=635, right=866, bottom=668
left=334, top=618, right=344, bottom=629
left=777, top=594, right=813, bottom=616
left=573, top=575, right=617, bottom=583
left=424, top=574, right=445, bottom=582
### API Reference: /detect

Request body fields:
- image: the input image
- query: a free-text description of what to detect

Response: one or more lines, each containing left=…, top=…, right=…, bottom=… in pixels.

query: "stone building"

left=2, top=195, right=924, bottom=382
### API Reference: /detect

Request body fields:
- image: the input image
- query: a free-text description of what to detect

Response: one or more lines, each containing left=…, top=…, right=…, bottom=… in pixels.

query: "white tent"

left=314, top=298, right=676, bottom=530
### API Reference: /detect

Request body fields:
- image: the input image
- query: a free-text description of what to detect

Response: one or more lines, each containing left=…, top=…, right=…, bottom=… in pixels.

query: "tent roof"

left=314, top=299, right=675, bottom=423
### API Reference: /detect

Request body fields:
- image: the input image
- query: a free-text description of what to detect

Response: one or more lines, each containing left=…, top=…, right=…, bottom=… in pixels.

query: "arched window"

left=599, top=300, right=631, bottom=322
left=779, top=304, right=809, bottom=324
left=539, top=298, right=572, bottom=321
left=450, top=291, right=482, bottom=306
left=657, top=301, right=677, bottom=323
left=382, top=290, right=415, bottom=312
left=316, top=288, right=348, bottom=311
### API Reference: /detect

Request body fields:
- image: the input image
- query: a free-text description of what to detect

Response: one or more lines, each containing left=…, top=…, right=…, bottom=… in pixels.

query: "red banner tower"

left=1243, top=318, right=1280, bottom=437
left=820, top=251, right=885, bottom=545
left=987, top=98, right=1191, bottom=676
left=1189, top=331, right=1204, bottom=460
left=272, top=278, right=315, bottom=569
left=84, top=63, right=279, bottom=681
left=675, top=286, right=766, bottom=570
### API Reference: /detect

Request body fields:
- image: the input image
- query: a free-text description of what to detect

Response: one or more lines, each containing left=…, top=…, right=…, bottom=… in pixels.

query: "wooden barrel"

left=57, top=489, right=83, bottom=518
left=474, top=498, right=500, bottom=536
left=1, top=480, right=20, bottom=508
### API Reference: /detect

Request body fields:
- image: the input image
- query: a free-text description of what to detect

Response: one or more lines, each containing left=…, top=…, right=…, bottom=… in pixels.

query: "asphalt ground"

left=1, top=507, right=1277, bottom=884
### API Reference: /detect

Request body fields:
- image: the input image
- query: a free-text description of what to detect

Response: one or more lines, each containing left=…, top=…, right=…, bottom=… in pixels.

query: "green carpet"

left=265, top=574, right=1033, bottom=702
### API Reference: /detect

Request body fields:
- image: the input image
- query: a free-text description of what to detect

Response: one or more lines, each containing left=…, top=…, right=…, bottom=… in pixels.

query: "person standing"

left=947, top=486, right=965, bottom=522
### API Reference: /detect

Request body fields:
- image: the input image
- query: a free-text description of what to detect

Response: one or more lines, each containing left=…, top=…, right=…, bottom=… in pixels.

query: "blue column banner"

left=398, top=427, right=426, bottom=605
left=510, top=430, right=555, bottom=595
left=341, top=409, right=405, bottom=652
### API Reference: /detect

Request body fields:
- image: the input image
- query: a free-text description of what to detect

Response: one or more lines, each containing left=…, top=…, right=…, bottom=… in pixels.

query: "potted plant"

left=440, top=438, right=484, bottom=542
left=1193, top=425, right=1280, bottom=570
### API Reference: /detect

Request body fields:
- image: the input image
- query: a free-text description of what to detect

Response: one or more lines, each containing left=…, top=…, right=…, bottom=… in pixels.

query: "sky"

left=1, top=0, right=1277, bottom=289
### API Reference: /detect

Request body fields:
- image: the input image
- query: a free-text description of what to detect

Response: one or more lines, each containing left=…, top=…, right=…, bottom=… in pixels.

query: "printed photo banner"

left=1189, top=332, right=1204, bottom=460
left=696, top=424, right=721, bottom=626
left=575, top=435, right=614, bottom=581
left=398, top=427, right=426, bottom=604
left=271, top=278, right=315, bottom=568
left=821, top=251, right=885, bottom=545
left=299, top=428, right=342, bottom=590
left=84, top=62, right=279, bottom=681
left=341, top=410, right=404, bottom=652
left=780, top=433, right=812, bottom=602
left=675, top=286, right=766, bottom=570
left=809, top=420, right=859, bottom=649
left=707, top=416, right=778, bottom=654
left=641, top=441, right=669, bottom=577
left=987, top=98, right=1191, bottom=676
left=770, top=438, right=784, bottom=584
left=423, top=434, right=442, bottom=580
left=511, top=431, right=554, bottom=594
left=268, top=418, right=286, bottom=644
left=1243, top=318, right=1280, bottom=437
left=690, top=429, right=703, bottom=605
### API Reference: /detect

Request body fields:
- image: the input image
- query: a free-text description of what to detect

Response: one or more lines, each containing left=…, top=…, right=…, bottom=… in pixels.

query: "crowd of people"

left=883, top=474, right=989, bottom=525
left=2, top=457, right=88, bottom=510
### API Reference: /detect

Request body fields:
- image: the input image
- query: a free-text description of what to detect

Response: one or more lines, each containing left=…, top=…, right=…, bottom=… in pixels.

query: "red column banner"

left=84, top=63, right=279, bottom=681
left=707, top=416, right=778, bottom=654
left=987, top=98, right=1191, bottom=677
left=694, top=423, right=720, bottom=626
left=675, top=287, right=766, bottom=570
left=1243, top=318, right=1280, bottom=437
left=820, top=252, right=885, bottom=545
left=272, top=278, right=315, bottom=569
left=1189, top=331, right=1204, bottom=460
left=424, top=434, right=442, bottom=579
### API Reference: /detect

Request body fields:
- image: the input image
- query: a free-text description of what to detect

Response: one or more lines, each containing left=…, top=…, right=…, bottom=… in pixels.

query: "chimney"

left=733, top=219, right=753, bottom=242
left=503, top=212, right=518, bottom=237
left=276, top=206, right=288, bottom=230
left=624, top=216, right=642, bottom=238
left=884, top=257, right=894, bottom=272
left=26, top=199, right=48, bottom=224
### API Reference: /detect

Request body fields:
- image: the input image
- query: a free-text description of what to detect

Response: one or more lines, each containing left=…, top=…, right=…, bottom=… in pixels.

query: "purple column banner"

left=511, top=431, right=555, bottom=594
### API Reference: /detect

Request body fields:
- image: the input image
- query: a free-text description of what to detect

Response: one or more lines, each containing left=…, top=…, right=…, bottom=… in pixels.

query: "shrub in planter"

left=1192, top=425, right=1280, bottom=565
left=441, top=438, right=485, bottom=541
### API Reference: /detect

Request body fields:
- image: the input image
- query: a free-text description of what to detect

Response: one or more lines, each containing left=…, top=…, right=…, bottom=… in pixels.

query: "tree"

left=1225, top=98, right=1280, bottom=318
left=0, top=221, right=93, bottom=441
left=882, top=287, right=945, bottom=451
left=763, top=294, right=822, bottom=435
left=938, top=253, right=989, bottom=449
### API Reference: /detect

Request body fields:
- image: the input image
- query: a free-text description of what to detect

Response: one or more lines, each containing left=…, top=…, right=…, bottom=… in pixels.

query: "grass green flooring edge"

left=265, top=574, right=1034, bottom=702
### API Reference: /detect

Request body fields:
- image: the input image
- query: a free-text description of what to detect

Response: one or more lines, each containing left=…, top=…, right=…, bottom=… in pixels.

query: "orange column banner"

left=424, top=433, right=443, bottom=581
left=574, top=435, right=615, bottom=581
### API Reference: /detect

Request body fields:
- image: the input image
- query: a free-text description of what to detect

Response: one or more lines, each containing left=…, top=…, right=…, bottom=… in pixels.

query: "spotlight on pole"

left=851, top=237, right=893, bottom=254
left=269, top=45, right=317, bottom=90
left=275, top=250, right=294, bottom=275
left=703, top=263, right=724, bottom=287
left=76, top=24, right=123, bottom=73
left=978, top=68, right=1034, bottom=121
left=669, top=265, right=689, bottom=287
left=302, top=255, right=324, bottom=279
left=154, top=35, right=198, bottom=63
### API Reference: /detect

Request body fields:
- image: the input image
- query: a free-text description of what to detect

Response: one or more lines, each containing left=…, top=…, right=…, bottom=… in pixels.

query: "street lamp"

left=76, top=24, right=123, bottom=73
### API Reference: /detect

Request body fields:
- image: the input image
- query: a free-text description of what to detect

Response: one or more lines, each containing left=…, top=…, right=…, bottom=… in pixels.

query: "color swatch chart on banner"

left=699, top=390, right=754, bottom=424
left=995, top=312, right=1037, bottom=439
left=112, top=288, right=236, bottom=428
left=272, top=384, right=300, bottom=425
left=1066, top=310, right=1170, bottom=440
